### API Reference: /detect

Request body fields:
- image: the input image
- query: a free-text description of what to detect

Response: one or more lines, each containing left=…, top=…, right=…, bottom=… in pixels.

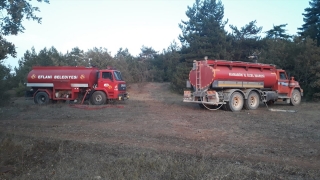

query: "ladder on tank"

left=195, top=61, right=201, bottom=92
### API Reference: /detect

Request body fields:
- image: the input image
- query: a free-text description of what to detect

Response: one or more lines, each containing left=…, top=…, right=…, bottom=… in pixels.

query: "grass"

left=1, top=133, right=318, bottom=180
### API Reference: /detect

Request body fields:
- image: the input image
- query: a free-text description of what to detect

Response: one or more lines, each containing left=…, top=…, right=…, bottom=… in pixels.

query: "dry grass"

left=1, top=133, right=319, bottom=180
left=1, top=83, right=320, bottom=179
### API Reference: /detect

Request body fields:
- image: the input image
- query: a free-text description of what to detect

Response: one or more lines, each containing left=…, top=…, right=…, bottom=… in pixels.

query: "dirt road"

left=1, top=82, right=319, bottom=179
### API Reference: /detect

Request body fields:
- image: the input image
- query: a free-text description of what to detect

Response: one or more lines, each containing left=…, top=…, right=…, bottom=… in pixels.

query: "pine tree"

left=265, top=24, right=292, bottom=39
left=173, top=0, right=229, bottom=92
left=229, top=20, right=263, bottom=61
left=178, top=0, right=228, bottom=60
left=298, top=0, right=320, bottom=46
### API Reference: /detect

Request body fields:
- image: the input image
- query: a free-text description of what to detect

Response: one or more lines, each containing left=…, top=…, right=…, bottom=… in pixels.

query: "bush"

left=15, top=82, right=27, bottom=97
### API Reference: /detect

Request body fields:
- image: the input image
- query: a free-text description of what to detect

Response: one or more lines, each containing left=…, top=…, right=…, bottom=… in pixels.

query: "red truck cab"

left=272, top=69, right=303, bottom=105
left=93, top=69, right=128, bottom=103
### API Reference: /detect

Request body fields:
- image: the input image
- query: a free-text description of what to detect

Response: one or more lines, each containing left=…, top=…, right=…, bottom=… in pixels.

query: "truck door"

left=278, top=71, right=290, bottom=95
left=98, top=71, right=113, bottom=90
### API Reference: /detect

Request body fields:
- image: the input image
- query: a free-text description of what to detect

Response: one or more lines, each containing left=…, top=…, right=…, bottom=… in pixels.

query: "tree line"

left=1, top=0, right=320, bottom=105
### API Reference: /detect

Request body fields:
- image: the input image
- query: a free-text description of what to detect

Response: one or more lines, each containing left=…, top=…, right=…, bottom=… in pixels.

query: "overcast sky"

left=4, top=0, right=309, bottom=68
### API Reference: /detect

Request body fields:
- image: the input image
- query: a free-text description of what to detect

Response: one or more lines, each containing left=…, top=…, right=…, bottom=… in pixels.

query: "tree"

left=0, top=0, right=49, bottom=60
left=65, top=47, right=85, bottom=66
left=139, top=46, right=158, bottom=60
left=259, top=36, right=320, bottom=100
left=0, top=35, right=16, bottom=59
left=0, top=62, right=12, bottom=106
left=291, top=37, right=320, bottom=100
left=265, top=24, right=292, bottom=39
left=229, top=20, right=263, bottom=61
left=155, top=41, right=181, bottom=82
left=298, top=0, right=320, bottom=46
left=114, top=48, right=132, bottom=61
left=260, top=38, right=293, bottom=71
left=85, top=47, right=113, bottom=69
left=173, top=0, right=229, bottom=91
left=229, top=20, right=262, bottom=40
left=179, top=0, right=229, bottom=60
left=114, top=48, right=135, bottom=83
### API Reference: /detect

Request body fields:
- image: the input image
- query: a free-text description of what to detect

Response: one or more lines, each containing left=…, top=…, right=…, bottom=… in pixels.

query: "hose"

left=262, top=97, right=296, bottom=113
left=199, top=90, right=224, bottom=111
left=69, top=104, right=124, bottom=110
left=268, top=108, right=296, bottom=113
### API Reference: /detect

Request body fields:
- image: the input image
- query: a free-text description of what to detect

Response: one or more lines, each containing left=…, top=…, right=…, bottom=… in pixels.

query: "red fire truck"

left=26, top=66, right=128, bottom=105
left=183, top=58, right=303, bottom=112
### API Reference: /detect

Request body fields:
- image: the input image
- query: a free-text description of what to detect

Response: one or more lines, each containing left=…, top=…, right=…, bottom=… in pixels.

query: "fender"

left=90, top=88, right=109, bottom=98
left=288, top=88, right=303, bottom=98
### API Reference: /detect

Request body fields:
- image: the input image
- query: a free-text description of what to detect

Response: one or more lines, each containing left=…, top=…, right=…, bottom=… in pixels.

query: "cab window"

left=113, top=71, right=123, bottom=81
left=280, top=72, right=287, bottom=80
left=102, top=72, right=113, bottom=80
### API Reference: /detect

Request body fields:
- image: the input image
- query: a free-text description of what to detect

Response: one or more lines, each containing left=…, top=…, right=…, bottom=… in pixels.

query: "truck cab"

left=273, top=69, right=303, bottom=105
left=274, top=70, right=300, bottom=94
left=91, top=69, right=128, bottom=105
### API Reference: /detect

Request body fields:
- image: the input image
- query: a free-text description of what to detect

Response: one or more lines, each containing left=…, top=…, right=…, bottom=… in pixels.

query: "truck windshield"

left=113, top=71, right=123, bottom=81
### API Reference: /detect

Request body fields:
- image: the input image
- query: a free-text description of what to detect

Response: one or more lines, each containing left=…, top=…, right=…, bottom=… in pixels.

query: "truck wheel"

left=244, top=91, right=260, bottom=110
left=227, top=92, right=244, bottom=112
left=34, top=92, right=49, bottom=105
left=290, top=89, right=301, bottom=106
left=90, top=91, right=106, bottom=105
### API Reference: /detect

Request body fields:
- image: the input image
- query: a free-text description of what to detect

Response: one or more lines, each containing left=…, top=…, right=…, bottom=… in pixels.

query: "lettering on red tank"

left=228, top=73, right=265, bottom=78
left=53, top=75, right=78, bottom=79
left=36, top=75, right=78, bottom=79
left=37, top=75, right=52, bottom=79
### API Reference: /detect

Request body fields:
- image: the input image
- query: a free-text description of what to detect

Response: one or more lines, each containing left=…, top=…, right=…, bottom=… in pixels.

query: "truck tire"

left=34, top=92, right=49, bottom=105
left=290, top=89, right=301, bottom=106
left=227, top=92, right=244, bottom=112
left=244, top=91, right=260, bottom=110
left=90, top=91, right=106, bottom=105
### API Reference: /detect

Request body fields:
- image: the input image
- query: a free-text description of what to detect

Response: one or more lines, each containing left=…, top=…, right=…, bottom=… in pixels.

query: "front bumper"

left=118, top=93, right=129, bottom=101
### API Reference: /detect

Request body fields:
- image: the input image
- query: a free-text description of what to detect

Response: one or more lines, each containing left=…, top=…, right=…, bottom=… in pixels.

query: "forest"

left=1, top=0, right=320, bottom=106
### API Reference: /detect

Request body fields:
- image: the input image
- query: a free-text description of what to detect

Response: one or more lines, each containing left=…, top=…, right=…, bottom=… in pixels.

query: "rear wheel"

left=244, top=91, right=260, bottom=110
left=227, top=92, right=244, bottom=112
left=90, top=91, right=107, bottom=105
left=34, top=92, right=49, bottom=105
left=290, top=89, right=301, bottom=106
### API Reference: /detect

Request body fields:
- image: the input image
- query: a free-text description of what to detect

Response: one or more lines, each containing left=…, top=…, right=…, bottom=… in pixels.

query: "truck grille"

left=119, top=83, right=126, bottom=91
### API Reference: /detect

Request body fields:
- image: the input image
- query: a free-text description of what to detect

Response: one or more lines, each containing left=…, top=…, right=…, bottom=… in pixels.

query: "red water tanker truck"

left=183, top=58, right=303, bottom=112
left=26, top=66, right=128, bottom=105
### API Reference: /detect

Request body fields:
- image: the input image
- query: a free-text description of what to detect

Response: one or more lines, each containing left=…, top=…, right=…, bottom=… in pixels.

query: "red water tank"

left=189, top=60, right=278, bottom=89
left=27, top=66, right=98, bottom=88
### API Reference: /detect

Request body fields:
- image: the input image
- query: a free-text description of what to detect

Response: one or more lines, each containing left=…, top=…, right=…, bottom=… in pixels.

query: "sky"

left=4, top=0, right=310, bottom=68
